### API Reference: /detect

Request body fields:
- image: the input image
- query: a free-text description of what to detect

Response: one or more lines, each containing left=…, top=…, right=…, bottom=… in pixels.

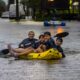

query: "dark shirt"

left=56, top=46, right=65, bottom=58
left=0, top=38, right=38, bottom=55
left=44, top=38, right=56, bottom=49
left=19, top=38, right=38, bottom=48
left=32, top=41, right=45, bottom=49
left=44, top=38, right=65, bottom=58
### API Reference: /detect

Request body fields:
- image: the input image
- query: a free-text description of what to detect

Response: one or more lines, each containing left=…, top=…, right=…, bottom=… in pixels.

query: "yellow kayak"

left=19, top=48, right=62, bottom=60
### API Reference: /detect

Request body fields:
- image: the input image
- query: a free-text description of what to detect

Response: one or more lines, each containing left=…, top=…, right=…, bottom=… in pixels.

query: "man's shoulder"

left=49, top=38, right=55, bottom=42
left=22, top=38, right=38, bottom=42
left=50, top=37, right=54, bottom=40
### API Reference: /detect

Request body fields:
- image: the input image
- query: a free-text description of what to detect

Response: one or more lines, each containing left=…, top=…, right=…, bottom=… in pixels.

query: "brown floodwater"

left=0, top=19, right=80, bottom=80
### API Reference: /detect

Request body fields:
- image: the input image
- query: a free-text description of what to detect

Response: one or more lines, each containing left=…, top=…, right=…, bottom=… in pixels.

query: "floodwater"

left=0, top=19, right=80, bottom=80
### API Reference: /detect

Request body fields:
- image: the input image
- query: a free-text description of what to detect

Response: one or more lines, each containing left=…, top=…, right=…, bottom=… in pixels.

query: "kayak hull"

left=19, top=48, right=62, bottom=60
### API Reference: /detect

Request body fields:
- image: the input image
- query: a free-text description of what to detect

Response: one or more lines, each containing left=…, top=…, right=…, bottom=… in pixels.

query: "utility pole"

left=78, top=2, right=80, bottom=20
left=16, top=0, right=20, bottom=21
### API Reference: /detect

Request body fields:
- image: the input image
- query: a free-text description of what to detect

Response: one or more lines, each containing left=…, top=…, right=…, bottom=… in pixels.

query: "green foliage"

left=20, top=0, right=41, bottom=8
left=20, top=0, right=79, bottom=21
left=0, top=0, right=6, bottom=16
left=20, top=0, right=28, bottom=6
left=20, top=0, right=62, bottom=21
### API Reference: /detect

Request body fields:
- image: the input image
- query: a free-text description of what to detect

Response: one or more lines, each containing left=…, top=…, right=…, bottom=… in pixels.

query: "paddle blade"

left=54, top=32, right=69, bottom=38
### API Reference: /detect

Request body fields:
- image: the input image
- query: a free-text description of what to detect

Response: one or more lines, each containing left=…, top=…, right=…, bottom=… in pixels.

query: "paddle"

left=54, top=32, right=69, bottom=38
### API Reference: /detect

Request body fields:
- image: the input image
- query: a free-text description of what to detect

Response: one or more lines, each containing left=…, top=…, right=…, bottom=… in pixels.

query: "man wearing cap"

left=44, top=31, right=65, bottom=58
left=0, top=31, right=38, bottom=55
left=44, top=31, right=56, bottom=49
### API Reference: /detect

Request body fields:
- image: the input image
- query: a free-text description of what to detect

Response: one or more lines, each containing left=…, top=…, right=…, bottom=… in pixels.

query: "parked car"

left=1, top=11, right=9, bottom=18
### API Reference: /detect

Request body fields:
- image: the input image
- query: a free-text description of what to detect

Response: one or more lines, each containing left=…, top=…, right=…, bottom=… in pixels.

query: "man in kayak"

left=13, top=31, right=65, bottom=57
left=19, top=31, right=38, bottom=48
left=0, top=31, right=38, bottom=55
left=55, top=37, right=65, bottom=58
left=44, top=32, right=65, bottom=58
left=8, top=34, right=46, bottom=57
left=44, top=31, right=56, bottom=49
left=8, top=31, right=65, bottom=58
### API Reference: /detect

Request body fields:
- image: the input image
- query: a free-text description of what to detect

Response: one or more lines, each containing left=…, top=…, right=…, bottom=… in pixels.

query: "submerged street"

left=0, top=19, right=80, bottom=80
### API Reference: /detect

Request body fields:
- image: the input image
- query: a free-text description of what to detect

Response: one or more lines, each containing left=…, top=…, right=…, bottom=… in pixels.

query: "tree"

left=20, top=0, right=41, bottom=18
left=0, top=0, right=6, bottom=16
left=54, top=0, right=69, bottom=10
left=20, top=0, right=70, bottom=20
left=20, top=0, right=41, bottom=9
